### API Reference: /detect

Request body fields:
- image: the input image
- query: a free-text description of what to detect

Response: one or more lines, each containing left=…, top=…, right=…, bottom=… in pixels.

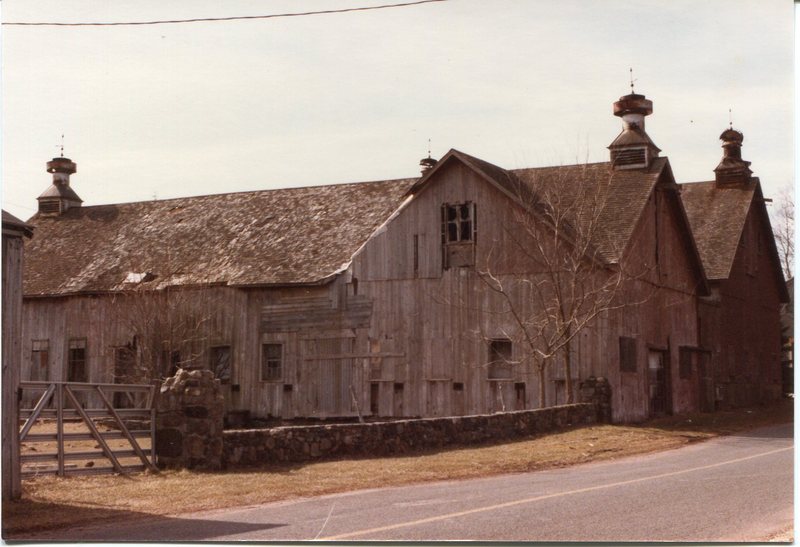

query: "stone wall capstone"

left=223, top=403, right=596, bottom=467
left=156, top=369, right=224, bottom=470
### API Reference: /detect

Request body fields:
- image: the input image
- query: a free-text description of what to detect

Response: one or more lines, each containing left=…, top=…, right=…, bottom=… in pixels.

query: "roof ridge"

left=55, top=176, right=419, bottom=211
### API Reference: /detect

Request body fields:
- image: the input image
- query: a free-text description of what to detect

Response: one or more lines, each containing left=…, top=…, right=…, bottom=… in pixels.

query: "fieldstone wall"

left=156, top=369, right=224, bottom=470
left=223, top=403, right=596, bottom=467
left=578, top=376, right=612, bottom=423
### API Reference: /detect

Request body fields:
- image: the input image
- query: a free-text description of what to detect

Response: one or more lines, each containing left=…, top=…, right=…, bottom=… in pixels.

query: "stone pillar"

left=156, top=368, right=224, bottom=469
left=579, top=376, right=612, bottom=423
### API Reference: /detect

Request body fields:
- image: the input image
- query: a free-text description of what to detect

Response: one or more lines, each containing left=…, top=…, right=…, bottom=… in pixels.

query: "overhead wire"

left=3, top=0, right=449, bottom=27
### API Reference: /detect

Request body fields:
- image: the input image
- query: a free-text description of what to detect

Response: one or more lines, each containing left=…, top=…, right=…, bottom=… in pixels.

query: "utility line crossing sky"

left=1, top=0, right=794, bottom=221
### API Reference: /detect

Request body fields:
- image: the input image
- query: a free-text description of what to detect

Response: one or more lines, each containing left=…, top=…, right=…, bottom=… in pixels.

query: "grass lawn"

left=3, top=400, right=792, bottom=537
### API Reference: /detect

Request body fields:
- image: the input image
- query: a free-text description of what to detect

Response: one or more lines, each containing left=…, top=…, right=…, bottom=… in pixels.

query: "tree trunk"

left=537, top=364, right=547, bottom=408
left=564, top=340, right=574, bottom=403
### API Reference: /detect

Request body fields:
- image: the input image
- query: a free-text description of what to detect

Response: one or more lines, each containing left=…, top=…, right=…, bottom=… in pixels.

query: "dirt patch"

left=4, top=400, right=792, bottom=538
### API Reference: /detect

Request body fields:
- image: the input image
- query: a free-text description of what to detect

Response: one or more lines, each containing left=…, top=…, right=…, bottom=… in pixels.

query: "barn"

left=19, top=91, right=786, bottom=423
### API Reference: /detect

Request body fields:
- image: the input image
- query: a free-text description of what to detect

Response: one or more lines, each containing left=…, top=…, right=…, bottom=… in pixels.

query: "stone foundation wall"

left=223, top=403, right=596, bottom=467
left=156, top=369, right=224, bottom=470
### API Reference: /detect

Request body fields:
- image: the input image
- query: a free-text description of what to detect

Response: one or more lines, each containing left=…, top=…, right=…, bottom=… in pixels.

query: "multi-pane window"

left=619, top=336, right=637, bottom=372
left=210, top=345, right=232, bottom=383
left=488, top=339, right=513, bottom=380
left=67, top=338, right=87, bottom=382
left=441, top=202, right=477, bottom=268
left=443, top=202, right=475, bottom=243
left=30, top=340, right=49, bottom=381
left=261, top=343, right=283, bottom=382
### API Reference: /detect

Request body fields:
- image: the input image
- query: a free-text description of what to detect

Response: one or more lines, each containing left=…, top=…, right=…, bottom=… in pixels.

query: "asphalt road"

left=30, top=423, right=793, bottom=542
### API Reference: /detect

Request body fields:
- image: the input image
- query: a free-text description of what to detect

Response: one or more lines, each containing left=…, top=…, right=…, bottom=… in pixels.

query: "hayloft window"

left=261, top=343, right=283, bottom=382
left=210, top=345, right=231, bottom=383
left=619, top=336, right=637, bottom=373
left=443, top=202, right=475, bottom=243
left=30, top=340, right=49, bottom=381
left=67, top=338, right=87, bottom=382
left=441, top=202, right=477, bottom=268
left=488, top=339, right=513, bottom=380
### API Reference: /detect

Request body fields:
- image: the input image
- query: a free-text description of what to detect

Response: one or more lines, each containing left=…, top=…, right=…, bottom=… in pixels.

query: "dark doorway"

left=648, top=350, right=670, bottom=416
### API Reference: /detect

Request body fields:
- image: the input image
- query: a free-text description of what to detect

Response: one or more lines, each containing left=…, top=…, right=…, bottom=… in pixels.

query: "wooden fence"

left=18, top=381, right=157, bottom=478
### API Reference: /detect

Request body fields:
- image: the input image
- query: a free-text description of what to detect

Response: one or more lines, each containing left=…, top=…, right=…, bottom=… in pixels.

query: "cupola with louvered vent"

left=36, top=156, right=83, bottom=215
left=608, top=92, right=661, bottom=170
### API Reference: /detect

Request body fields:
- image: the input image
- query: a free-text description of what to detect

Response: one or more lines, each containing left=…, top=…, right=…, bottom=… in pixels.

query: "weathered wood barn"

left=682, top=128, right=789, bottom=408
left=19, top=91, right=786, bottom=423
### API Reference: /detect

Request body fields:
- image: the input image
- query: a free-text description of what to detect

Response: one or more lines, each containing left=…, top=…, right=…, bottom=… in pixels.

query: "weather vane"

left=427, top=138, right=431, bottom=158
left=728, top=108, right=733, bottom=129
left=56, top=134, right=65, bottom=157
left=629, top=67, right=637, bottom=93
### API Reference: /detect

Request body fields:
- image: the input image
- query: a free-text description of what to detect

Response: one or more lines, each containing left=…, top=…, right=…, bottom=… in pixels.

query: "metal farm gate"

left=18, top=381, right=157, bottom=478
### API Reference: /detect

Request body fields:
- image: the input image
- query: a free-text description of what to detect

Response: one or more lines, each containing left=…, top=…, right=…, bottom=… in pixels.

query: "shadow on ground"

left=3, top=500, right=286, bottom=541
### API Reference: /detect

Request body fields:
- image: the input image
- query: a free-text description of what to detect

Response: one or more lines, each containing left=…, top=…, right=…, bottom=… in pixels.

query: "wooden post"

left=56, top=383, right=65, bottom=477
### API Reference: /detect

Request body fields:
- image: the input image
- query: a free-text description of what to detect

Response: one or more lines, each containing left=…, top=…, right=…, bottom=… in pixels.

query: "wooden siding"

left=699, top=203, right=784, bottom=408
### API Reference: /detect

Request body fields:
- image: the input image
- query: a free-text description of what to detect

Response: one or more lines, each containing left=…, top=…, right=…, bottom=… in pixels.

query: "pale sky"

left=1, top=0, right=794, bottom=222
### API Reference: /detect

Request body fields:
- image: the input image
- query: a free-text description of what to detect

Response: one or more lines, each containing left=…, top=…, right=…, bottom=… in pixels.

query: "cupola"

left=37, top=156, right=82, bottom=215
left=419, top=156, right=437, bottom=175
left=608, top=92, right=661, bottom=170
left=713, top=127, right=752, bottom=186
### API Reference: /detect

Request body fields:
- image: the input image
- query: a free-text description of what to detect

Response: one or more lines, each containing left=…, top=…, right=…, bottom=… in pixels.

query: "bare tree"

left=772, top=186, right=794, bottom=281
left=111, top=282, right=221, bottom=383
left=475, top=166, right=652, bottom=407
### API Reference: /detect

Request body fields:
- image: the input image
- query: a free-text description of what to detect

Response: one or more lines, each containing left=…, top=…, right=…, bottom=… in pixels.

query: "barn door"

left=308, top=337, right=356, bottom=418
left=648, top=350, right=670, bottom=416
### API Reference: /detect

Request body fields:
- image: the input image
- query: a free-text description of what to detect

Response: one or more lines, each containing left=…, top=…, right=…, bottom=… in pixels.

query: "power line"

left=2, top=0, right=449, bottom=27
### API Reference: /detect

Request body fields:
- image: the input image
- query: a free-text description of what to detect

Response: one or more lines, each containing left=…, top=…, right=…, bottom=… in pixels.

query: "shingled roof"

left=512, top=157, right=669, bottom=263
left=24, top=179, right=415, bottom=296
left=680, top=180, right=755, bottom=280
left=23, top=148, right=687, bottom=297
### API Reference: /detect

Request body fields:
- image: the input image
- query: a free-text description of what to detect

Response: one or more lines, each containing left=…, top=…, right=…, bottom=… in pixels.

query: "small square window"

left=261, top=343, right=283, bottom=382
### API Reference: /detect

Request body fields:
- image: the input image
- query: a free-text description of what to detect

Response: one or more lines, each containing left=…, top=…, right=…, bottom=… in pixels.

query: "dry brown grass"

left=4, top=400, right=792, bottom=537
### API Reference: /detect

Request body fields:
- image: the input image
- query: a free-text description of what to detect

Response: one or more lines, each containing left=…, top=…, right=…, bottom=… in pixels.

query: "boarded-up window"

left=210, top=345, right=232, bottom=383
left=67, top=338, right=87, bottom=382
left=261, top=343, right=283, bottom=382
left=488, top=339, right=513, bottom=380
left=679, top=347, right=693, bottom=379
left=30, top=340, right=49, bottom=381
left=619, top=337, right=637, bottom=373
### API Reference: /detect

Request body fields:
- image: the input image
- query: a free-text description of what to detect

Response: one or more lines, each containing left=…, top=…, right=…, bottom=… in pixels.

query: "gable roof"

left=24, top=178, right=415, bottom=296
left=681, top=178, right=789, bottom=300
left=23, top=148, right=707, bottom=298
left=412, top=148, right=671, bottom=264
left=680, top=180, right=755, bottom=280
